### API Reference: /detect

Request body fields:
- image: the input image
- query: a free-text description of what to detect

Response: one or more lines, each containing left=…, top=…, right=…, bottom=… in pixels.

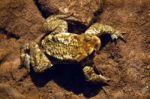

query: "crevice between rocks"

left=89, top=0, right=105, bottom=26
left=0, top=28, right=20, bottom=40
left=34, top=0, right=52, bottom=18
left=0, top=53, right=10, bottom=65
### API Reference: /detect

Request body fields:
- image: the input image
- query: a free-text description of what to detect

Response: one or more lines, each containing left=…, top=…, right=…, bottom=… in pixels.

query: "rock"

left=12, top=68, right=28, bottom=81
left=38, top=0, right=103, bottom=25
left=53, top=92, right=66, bottom=99
left=0, top=83, right=26, bottom=99
left=0, top=57, right=21, bottom=75
left=0, top=0, right=44, bottom=38
left=53, top=92, right=81, bottom=99
left=0, top=0, right=44, bottom=74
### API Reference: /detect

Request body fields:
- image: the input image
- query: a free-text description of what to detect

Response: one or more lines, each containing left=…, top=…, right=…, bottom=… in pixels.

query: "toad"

left=20, top=15, right=124, bottom=83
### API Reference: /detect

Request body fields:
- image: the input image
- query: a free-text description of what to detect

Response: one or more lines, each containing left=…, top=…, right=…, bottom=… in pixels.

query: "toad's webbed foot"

left=85, top=23, right=124, bottom=40
left=20, top=42, right=52, bottom=73
left=83, top=66, right=110, bottom=84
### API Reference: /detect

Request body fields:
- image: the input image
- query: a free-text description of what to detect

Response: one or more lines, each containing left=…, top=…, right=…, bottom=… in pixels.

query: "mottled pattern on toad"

left=21, top=14, right=124, bottom=83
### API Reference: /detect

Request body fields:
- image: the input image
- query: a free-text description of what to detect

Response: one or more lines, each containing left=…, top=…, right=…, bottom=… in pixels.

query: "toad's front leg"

left=42, top=14, right=79, bottom=34
left=83, top=66, right=110, bottom=84
left=85, top=23, right=124, bottom=40
left=20, top=42, right=53, bottom=73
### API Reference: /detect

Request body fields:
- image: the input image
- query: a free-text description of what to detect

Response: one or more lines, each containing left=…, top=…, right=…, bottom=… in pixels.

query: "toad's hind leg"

left=83, top=66, right=110, bottom=84
left=85, top=23, right=124, bottom=40
left=42, top=14, right=79, bottom=34
left=20, top=42, right=53, bottom=73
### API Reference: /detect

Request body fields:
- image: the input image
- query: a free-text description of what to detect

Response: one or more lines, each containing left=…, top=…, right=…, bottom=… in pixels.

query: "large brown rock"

left=38, top=0, right=103, bottom=25
left=0, top=0, right=44, bottom=74
left=0, top=0, right=44, bottom=37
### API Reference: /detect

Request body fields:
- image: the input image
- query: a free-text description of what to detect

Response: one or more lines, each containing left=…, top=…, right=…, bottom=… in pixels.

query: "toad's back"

left=41, top=33, right=100, bottom=62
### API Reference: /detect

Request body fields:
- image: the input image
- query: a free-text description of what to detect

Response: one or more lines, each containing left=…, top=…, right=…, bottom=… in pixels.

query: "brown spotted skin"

left=20, top=15, right=123, bottom=83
